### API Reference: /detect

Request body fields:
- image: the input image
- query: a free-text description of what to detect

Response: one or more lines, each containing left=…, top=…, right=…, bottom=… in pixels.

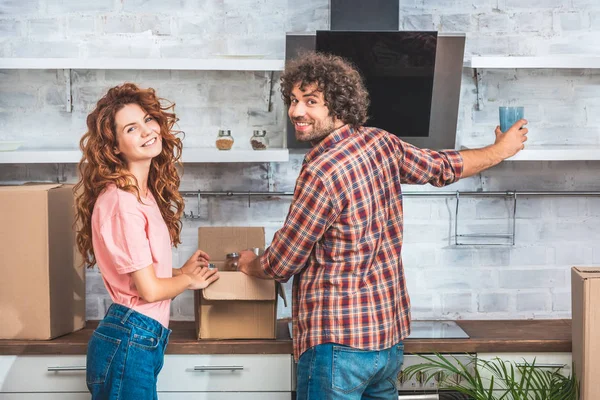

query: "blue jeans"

left=86, top=304, right=171, bottom=400
left=296, top=342, right=404, bottom=400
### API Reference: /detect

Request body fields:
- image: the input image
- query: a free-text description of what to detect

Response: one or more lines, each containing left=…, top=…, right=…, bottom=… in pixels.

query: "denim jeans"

left=296, top=342, right=404, bottom=400
left=86, top=304, right=171, bottom=400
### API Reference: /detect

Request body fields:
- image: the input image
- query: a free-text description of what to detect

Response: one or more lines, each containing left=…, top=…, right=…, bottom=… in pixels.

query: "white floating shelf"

left=0, top=149, right=289, bottom=164
left=507, top=146, right=600, bottom=161
left=0, top=58, right=285, bottom=71
left=467, top=56, right=600, bottom=69
left=462, top=145, right=600, bottom=161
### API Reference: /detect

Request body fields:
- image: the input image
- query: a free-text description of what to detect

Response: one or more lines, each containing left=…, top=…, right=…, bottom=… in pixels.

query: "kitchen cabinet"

left=477, top=352, right=573, bottom=384
left=0, top=354, right=294, bottom=399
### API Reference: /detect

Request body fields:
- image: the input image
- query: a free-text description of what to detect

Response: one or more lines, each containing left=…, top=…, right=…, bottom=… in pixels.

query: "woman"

left=74, top=83, right=219, bottom=399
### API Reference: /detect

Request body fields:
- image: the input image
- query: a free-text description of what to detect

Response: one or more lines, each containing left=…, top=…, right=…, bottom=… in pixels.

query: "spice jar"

left=250, top=130, right=268, bottom=150
left=216, top=130, right=234, bottom=150
left=224, top=252, right=240, bottom=271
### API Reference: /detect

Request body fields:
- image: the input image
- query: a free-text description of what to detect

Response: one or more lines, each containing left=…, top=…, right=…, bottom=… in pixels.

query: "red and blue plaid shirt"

left=261, top=125, right=464, bottom=360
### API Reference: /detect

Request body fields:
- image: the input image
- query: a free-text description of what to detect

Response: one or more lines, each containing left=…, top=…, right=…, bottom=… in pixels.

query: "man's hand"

left=493, top=118, right=528, bottom=159
left=238, top=249, right=271, bottom=279
left=237, top=250, right=258, bottom=275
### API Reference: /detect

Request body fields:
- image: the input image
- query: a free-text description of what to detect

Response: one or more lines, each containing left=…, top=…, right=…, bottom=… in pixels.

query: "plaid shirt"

left=261, top=125, right=464, bottom=360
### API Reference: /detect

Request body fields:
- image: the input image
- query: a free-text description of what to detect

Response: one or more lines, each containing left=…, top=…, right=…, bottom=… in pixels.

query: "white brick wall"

left=1, top=1, right=600, bottom=321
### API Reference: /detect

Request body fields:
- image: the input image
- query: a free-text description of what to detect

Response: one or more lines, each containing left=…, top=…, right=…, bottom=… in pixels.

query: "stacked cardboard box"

left=571, top=266, right=600, bottom=399
left=0, top=184, right=85, bottom=340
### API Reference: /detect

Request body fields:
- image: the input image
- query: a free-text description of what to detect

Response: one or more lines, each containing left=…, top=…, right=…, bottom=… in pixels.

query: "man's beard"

left=293, top=117, right=337, bottom=143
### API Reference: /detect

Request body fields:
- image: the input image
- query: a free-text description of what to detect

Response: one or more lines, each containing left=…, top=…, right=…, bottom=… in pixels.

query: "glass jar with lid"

left=224, top=252, right=240, bottom=271
left=250, top=130, right=268, bottom=150
left=216, top=130, right=234, bottom=150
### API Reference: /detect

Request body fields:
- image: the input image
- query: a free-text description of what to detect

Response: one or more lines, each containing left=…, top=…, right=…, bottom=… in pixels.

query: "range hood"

left=285, top=0, right=465, bottom=150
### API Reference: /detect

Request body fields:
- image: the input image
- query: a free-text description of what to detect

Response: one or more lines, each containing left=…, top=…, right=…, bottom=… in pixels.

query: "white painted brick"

left=509, top=246, right=552, bottom=266
left=402, top=244, right=438, bottom=267
left=286, top=0, right=329, bottom=32
left=0, top=19, right=23, bottom=37
left=84, top=37, right=155, bottom=58
left=593, top=247, right=600, bottom=264
left=99, top=15, right=137, bottom=34
left=122, top=0, right=188, bottom=13
left=546, top=197, right=587, bottom=218
left=499, top=269, right=565, bottom=289
left=27, top=17, right=65, bottom=38
left=477, top=12, right=510, bottom=33
left=474, top=248, right=511, bottom=267
left=478, top=292, right=511, bottom=312
left=510, top=11, right=553, bottom=33
left=591, top=11, right=600, bottom=30
left=437, top=248, right=475, bottom=267
left=516, top=291, right=551, bottom=312
left=504, top=0, right=568, bottom=8
left=441, top=293, right=473, bottom=314
left=0, top=88, right=37, bottom=108
left=10, top=39, right=80, bottom=57
left=139, top=15, right=171, bottom=36
left=402, top=15, right=436, bottom=31
left=47, top=0, right=114, bottom=14
left=551, top=290, right=571, bottom=312
left=66, top=16, right=97, bottom=35
left=585, top=198, right=600, bottom=217
left=423, top=269, right=496, bottom=290
left=0, top=0, right=39, bottom=15
left=554, top=11, right=590, bottom=32
left=555, top=245, right=593, bottom=266
left=408, top=293, right=435, bottom=314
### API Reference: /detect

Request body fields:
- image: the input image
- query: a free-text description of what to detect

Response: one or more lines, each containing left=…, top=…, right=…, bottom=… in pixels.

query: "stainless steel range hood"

left=284, top=0, right=465, bottom=150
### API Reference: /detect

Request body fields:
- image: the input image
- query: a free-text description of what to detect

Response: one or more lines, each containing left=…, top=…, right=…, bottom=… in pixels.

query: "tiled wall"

left=1, top=0, right=599, bottom=321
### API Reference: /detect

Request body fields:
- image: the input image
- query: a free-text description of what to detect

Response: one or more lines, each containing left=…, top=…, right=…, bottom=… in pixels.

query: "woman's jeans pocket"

left=86, top=330, right=121, bottom=385
left=332, top=345, right=379, bottom=393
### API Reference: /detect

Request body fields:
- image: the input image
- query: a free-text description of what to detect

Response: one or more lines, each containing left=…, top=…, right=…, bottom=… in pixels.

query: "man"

left=237, top=52, right=527, bottom=399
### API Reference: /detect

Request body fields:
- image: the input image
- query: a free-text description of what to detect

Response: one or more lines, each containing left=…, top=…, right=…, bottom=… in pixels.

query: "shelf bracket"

left=474, top=67, right=483, bottom=111
left=63, top=69, right=72, bottom=113
left=454, top=191, right=517, bottom=246
left=267, top=162, right=275, bottom=192
left=264, top=71, right=274, bottom=112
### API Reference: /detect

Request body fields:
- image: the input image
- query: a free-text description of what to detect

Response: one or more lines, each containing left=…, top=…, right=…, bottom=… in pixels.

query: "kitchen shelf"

left=0, top=57, right=285, bottom=71
left=466, top=55, right=600, bottom=110
left=0, top=148, right=289, bottom=164
left=466, top=55, right=600, bottom=69
left=462, top=145, right=600, bottom=161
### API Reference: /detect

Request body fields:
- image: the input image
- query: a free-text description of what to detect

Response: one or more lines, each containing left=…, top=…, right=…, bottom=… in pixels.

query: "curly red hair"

left=74, top=83, right=184, bottom=268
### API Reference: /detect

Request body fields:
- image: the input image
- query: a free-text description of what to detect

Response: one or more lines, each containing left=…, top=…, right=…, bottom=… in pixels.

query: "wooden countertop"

left=0, top=319, right=571, bottom=356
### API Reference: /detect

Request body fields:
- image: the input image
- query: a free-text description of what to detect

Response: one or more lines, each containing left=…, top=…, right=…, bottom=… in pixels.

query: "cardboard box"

left=0, top=184, right=85, bottom=340
left=195, top=227, right=283, bottom=340
left=571, top=266, right=600, bottom=399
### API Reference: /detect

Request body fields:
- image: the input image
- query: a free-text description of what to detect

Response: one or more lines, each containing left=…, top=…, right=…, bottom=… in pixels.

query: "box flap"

left=572, top=266, right=600, bottom=279
left=0, top=184, right=63, bottom=192
left=202, top=271, right=276, bottom=301
left=198, top=226, right=265, bottom=261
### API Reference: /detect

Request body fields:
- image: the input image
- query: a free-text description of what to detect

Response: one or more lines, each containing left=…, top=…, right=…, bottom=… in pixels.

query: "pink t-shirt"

left=92, top=184, right=172, bottom=328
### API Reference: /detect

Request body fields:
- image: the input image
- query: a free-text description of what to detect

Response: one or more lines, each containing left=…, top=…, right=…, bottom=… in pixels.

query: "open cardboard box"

left=571, top=266, right=600, bottom=399
left=0, top=184, right=85, bottom=340
left=194, top=227, right=286, bottom=340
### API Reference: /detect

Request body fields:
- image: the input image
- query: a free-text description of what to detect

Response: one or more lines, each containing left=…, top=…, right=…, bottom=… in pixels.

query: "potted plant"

left=402, top=353, right=578, bottom=400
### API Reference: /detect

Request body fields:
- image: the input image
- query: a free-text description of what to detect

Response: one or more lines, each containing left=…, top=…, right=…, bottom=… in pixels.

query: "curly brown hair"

left=74, top=83, right=184, bottom=269
left=280, top=51, right=370, bottom=128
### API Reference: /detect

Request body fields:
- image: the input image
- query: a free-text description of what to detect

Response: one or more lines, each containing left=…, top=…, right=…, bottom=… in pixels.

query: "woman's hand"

left=180, top=249, right=210, bottom=275
left=186, top=266, right=219, bottom=290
